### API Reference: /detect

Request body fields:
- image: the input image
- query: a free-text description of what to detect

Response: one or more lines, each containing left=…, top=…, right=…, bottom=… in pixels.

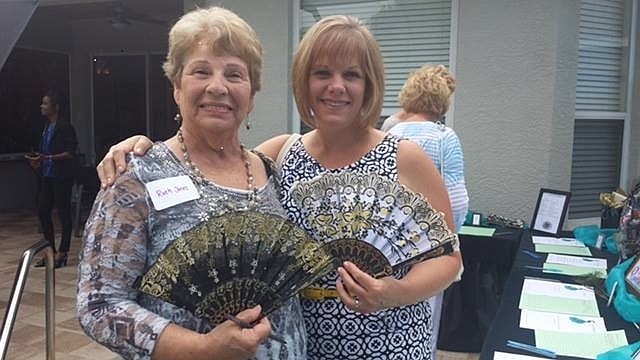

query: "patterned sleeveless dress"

left=280, top=134, right=434, bottom=360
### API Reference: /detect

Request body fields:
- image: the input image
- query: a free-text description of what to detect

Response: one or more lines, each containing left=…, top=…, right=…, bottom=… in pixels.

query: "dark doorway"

left=92, top=55, right=146, bottom=162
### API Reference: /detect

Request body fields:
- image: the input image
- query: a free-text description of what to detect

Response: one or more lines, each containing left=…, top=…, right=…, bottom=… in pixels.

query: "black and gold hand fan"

left=135, top=210, right=334, bottom=325
left=290, top=171, right=459, bottom=278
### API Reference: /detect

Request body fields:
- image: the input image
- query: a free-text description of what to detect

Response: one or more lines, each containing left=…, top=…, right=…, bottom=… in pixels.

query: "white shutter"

left=576, top=0, right=626, bottom=112
left=569, top=119, right=623, bottom=218
left=570, top=0, right=629, bottom=219
left=300, top=0, right=452, bottom=114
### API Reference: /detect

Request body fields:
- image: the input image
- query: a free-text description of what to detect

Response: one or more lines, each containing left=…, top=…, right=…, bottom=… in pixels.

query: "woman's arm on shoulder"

left=254, top=134, right=292, bottom=161
left=97, top=135, right=154, bottom=188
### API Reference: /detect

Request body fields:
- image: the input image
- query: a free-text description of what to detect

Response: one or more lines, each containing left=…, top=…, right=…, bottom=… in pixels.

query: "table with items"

left=479, top=230, right=640, bottom=359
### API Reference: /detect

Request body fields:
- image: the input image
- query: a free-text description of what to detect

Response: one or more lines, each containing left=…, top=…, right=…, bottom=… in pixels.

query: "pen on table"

left=607, top=281, right=618, bottom=307
left=521, top=249, right=541, bottom=259
left=506, top=340, right=557, bottom=359
left=521, top=265, right=563, bottom=274
left=633, top=322, right=640, bottom=334
left=224, top=314, right=286, bottom=344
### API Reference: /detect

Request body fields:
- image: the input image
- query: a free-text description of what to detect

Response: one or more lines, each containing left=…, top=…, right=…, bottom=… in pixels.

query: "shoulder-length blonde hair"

left=292, top=15, right=385, bottom=128
left=162, top=6, right=263, bottom=96
left=399, top=64, right=456, bottom=118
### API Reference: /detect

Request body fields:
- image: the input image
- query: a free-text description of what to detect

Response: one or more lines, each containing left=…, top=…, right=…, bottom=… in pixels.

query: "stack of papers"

left=518, top=278, right=628, bottom=358
left=535, top=329, right=628, bottom=359
left=543, top=254, right=607, bottom=278
left=519, top=278, right=599, bottom=316
left=532, top=236, right=592, bottom=256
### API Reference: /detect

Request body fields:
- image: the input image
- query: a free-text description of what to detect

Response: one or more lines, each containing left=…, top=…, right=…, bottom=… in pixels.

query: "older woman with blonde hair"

left=386, top=64, right=469, bottom=353
left=77, top=6, right=306, bottom=360
left=387, top=64, right=469, bottom=231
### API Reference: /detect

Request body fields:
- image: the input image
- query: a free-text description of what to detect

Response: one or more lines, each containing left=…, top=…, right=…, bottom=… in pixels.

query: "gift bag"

left=600, top=190, right=626, bottom=229
left=601, top=205, right=622, bottom=229
left=617, top=183, right=640, bottom=259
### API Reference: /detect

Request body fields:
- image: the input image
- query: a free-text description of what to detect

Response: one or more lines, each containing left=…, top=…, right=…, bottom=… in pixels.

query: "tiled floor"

left=0, top=210, right=119, bottom=360
left=0, top=210, right=479, bottom=360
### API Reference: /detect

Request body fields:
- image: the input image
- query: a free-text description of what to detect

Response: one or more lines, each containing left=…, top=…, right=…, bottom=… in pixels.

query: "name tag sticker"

left=146, top=175, right=199, bottom=210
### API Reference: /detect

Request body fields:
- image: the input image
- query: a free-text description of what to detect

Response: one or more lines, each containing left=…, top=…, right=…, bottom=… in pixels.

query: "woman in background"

left=25, top=91, right=78, bottom=268
left=386, top=64, right=469, bottom=351
left=387, top=64, right=469, bottom=231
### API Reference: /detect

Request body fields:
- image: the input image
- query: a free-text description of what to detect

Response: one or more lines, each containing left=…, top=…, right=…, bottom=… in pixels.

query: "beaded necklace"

left=176, top=128, right=258, bottom=205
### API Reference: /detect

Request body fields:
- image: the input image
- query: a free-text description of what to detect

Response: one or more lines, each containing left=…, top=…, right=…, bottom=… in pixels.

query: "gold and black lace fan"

left=134, top=210, right=334, bottom=325
left=290, top=171, right=459, bottom=278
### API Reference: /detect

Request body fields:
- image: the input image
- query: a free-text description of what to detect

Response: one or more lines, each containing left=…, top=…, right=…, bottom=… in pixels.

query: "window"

left=298, top=0, right=454, bottom=130
left=569, top=0, right=635, bottom=219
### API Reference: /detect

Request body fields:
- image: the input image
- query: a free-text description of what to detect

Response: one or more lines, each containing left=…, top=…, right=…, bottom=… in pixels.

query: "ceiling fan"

left=108, top=2, right=166, bottom=29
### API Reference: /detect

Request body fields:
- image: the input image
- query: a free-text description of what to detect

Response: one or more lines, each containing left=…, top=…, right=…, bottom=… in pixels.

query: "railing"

left=0, top=241, right=55, bottom=360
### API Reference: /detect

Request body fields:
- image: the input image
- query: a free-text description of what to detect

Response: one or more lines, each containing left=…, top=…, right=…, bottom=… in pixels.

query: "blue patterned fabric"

left=280, top=135, right=434, bottom=360
left=41, top=123, right=55, bottom=177
left=388, top=120, right=469, bottom=232
left=78, top=142, right=307, bottom=360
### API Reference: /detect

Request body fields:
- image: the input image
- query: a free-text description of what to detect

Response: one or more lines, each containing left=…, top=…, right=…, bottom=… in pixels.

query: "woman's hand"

left=153, top=305, right=271, bottom=360
left=96, top=135, right=153, bottom=188
left=204, top=306, right=272, bottom=360
left=336, top=261, right=399, bottom=314
left=24, top=152, right=42, bottom=169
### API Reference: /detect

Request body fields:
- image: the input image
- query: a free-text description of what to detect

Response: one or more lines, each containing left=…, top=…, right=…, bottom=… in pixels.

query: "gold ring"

left=354, top=297, right=360, bottom=308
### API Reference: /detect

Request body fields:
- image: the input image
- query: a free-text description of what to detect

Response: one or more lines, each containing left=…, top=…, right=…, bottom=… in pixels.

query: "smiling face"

left=308, top=57, right=365, bottom=130
left=292, top=15, right=384, bottom=129
left=173, top=44, right=254, bottom=134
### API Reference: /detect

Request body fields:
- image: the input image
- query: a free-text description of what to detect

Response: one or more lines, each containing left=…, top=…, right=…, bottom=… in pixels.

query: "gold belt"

left=300, top=287, right=339, bottom=301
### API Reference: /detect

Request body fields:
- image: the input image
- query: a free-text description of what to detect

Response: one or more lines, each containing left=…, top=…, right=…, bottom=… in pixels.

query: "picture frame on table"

left=472, top=212, right=482, bottom=226
left=531, top=188, right=571, bottom=236
left=625, top=256, right=640, bottom=298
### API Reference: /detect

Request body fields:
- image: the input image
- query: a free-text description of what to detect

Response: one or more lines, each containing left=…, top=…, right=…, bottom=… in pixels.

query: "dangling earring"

left=245, top=116, right=251, bottom=130
left=174, top=113, right=182, bottom=124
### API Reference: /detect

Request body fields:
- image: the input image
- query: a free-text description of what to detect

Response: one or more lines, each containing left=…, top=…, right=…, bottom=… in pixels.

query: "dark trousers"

left=38, top=176, right=74, bottom=253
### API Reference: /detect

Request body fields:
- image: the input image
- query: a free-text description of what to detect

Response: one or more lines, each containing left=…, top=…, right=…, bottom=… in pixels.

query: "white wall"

left=197, top=0, right=293, bottom=148
left=454, top=0, right=579, bottom=222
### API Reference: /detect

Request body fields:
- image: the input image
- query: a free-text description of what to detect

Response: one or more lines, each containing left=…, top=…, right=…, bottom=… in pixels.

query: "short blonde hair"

left=163, top=6, right=263, bottom=95
left=292, top=15, right=385, bottom=128
left=399, top=64, right=456, bottom=118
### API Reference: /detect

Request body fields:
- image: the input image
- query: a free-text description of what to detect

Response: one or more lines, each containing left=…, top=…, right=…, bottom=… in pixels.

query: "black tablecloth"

left=438, top=228, right=523, bottom=352
left=479, top=230, right=640, bottom=359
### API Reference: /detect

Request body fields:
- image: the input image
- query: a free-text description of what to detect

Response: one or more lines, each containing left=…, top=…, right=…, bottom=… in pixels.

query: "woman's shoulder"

left=255, top=134, right=293, bottom=160
left=251, top=149, right=279, bottom=178
left=127, top=142, right=182, bottom=181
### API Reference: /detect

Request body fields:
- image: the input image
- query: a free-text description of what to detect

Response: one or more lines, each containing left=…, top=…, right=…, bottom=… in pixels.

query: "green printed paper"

left=535, top=329, right=628, bottom=359
left=535, top=244, right=592, bottom=256
left=543, top=263, right=607, bottom=278
left=458, top=226, right=495, bottom=237
left=519, top=293, right=600, bottom=317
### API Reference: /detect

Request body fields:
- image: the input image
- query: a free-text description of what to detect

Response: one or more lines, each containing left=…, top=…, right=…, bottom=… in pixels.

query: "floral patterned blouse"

left=77, top=142, right=307, bottom=360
